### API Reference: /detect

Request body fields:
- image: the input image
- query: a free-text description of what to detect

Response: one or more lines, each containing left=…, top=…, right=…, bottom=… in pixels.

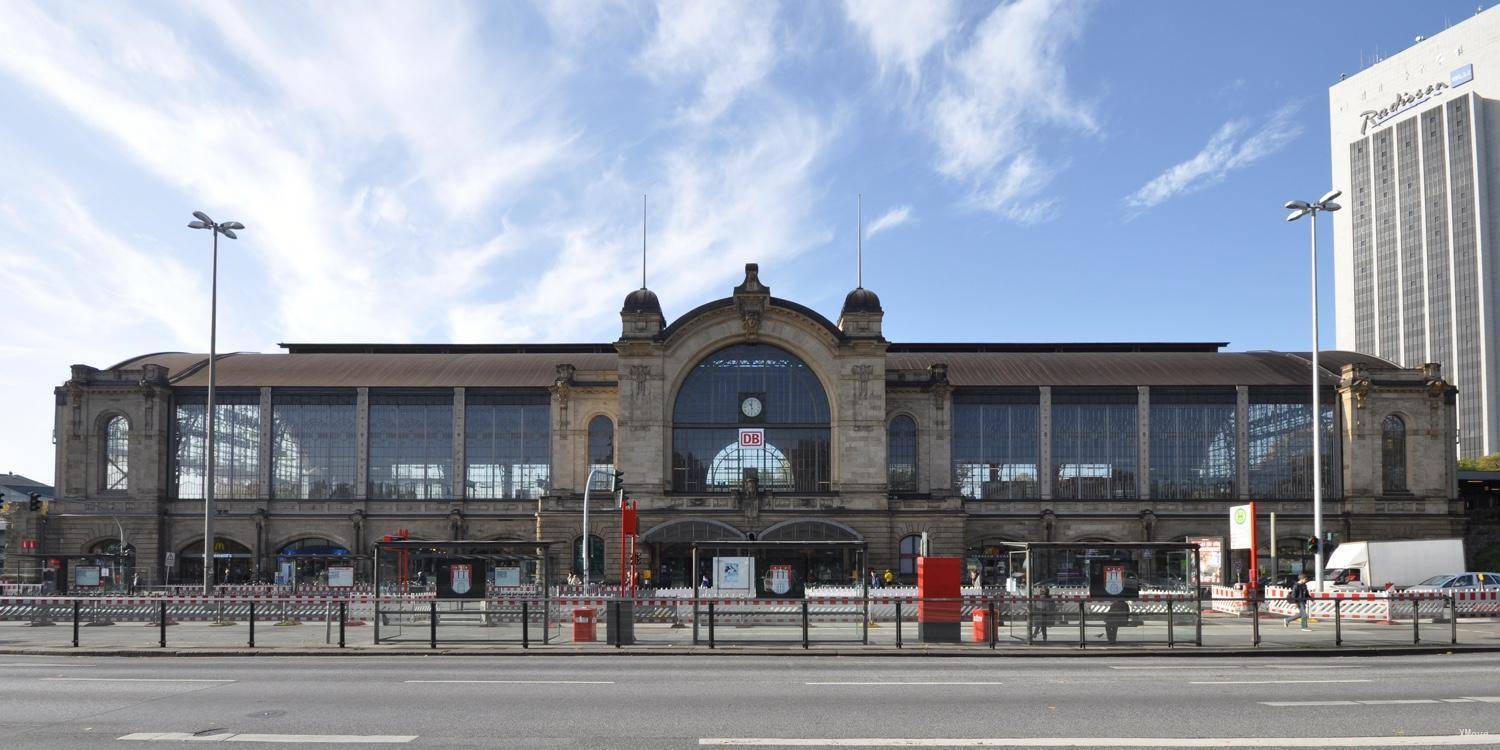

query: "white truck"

left=1321, top=538, right=1467, bottom=590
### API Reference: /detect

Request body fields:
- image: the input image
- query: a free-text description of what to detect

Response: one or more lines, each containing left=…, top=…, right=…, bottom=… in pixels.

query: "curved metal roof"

left=885, top=350, right=1374, bottom=387
left=125, top=352, right=617, bottom=388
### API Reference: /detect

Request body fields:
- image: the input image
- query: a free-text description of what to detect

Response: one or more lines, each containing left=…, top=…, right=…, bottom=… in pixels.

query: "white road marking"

left=805, top=682, right=1005, bottom=686
left=1190, top=679, right=1372, bottom=685
left=0, top=663, right=96, bottom=667
left=1262, top=697, right=1493, bottom=707
left=120, top=732, right=415, bottom=743
left=1465, top=697, right=1500, bottom=702
left=699, top=736, right=1500, bottom=747
left=44, top=678, right=234, bottom=683
left=1108, top=664, right=1361, bottom=671
left=401, top=679, right=613, bottom=684
left=1260, top=701, right=1361, bottom=707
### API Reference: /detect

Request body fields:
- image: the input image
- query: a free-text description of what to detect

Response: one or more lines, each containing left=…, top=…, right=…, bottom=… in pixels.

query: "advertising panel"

left=1187, top=536, right=1223, bottom=585
left=74, top=566, right=101, bottom=587
left=713, top=556, right=754, bottom=592
left=437, top=559, right=487, bottom=599
left=327, top=566, right=354, bottom=588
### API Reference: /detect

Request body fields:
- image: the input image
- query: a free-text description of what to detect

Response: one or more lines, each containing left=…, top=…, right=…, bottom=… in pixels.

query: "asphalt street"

left=3, top=653, right=1500, bottom=748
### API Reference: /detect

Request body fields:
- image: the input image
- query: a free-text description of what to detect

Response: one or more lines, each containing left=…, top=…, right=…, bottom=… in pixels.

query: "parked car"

left=1404, top=572, right=1500, bottom=593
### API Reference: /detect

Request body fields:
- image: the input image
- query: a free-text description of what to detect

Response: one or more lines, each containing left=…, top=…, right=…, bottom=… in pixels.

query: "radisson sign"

left=1358, top=64, right=1476, bottom=135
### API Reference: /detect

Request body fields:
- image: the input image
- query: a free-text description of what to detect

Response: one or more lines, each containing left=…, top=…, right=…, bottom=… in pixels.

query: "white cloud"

left=841, top=0, right=955, bottom=83
left=927, top=0, right=1096, bottom=222
left=1124, top=102, right=1303, bottom=214
left=636, top=0, right=780, bottom=124
left=865, top=205, right=912, bottom=239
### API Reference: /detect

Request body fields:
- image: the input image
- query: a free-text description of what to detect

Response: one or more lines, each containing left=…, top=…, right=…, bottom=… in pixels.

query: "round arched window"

left=672, top=344, right=830, bottom=492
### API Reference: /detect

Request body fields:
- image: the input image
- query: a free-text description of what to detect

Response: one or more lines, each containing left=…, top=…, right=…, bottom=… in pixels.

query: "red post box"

left=972, top=608, right=992, bottom=642
left=572, top=608, right=597, bottom=642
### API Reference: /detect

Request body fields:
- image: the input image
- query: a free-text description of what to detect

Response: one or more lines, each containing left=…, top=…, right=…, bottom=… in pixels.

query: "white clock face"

left=741, top=396, right=763, bottom=418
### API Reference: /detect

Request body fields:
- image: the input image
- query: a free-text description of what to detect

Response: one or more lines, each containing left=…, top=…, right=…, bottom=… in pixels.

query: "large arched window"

left=672, top=343, right=830, bottom=492
left=899, top=534, right=922, bottom=578
left=103, top=415, right=129, bottom=492
left=587, top=415, right=614, bottom=490
left=888, top=416, right=918, bottom=492
left=1382, top=414, right=1407, bottom=493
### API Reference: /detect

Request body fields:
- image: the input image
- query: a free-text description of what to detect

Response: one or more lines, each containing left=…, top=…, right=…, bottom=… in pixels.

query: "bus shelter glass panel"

left=373, top=541, right=551, bottom=645
left=689, top=541, right=868, bottom=645
left=1004, top=542, right=1200, bottom=645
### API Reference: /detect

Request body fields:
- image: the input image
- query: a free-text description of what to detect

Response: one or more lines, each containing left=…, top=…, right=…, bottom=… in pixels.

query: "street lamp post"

left=1284, top=190, right=1341, bottom=592
left=188, top=212, right=244, bottom=595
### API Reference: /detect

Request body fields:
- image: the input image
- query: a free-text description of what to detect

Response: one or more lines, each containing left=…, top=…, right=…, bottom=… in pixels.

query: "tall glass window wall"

left=173, top=392, right=261, bottom=499
left=1382, top=414, right=1408, bottom=494
left=465, top=393, right=551, bottom=499
left=671, top=344, right=831, bottom=493
left=1247, top=388, right=1341, bottom=499
left=1149, top=389, right=1236, bottom=500
left=368, top=393, right=453, bottom=500
left=103, top=415, right=129, bottom=492
left=271, top=393, right=357, bottom=499
left=953, top=390, right=1040, bottom=500
left=587, top=415, right=615, bottom=490
left=1051, top=389, right=1137, bottom=499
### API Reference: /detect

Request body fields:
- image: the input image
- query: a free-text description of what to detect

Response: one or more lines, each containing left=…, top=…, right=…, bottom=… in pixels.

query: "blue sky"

left=0, top=0, right=1485, bottom=483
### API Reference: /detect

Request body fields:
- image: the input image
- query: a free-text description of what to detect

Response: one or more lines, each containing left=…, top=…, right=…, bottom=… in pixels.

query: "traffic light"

left=612, top=469, right=625, bottom=492
left=121, top=543, right=136, bottom=557
left=27, top=492, right=41, bottom=512
left=1306, top=536, right=1320, bottom=554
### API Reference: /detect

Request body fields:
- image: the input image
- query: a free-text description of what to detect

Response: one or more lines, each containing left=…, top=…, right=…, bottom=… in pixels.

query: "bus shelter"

left=7, top=553, right=133, bottom=594
left=689, top=540, right=868, bottom=645
left=373, top=540, right=554, bottom=645
left=1001, top=541, right=1202, bottom=645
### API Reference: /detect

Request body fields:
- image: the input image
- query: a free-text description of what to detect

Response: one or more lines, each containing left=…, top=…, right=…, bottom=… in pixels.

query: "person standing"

left=882, top=569, right=895, bottom=587
left=1284, top=573, right=1312, bottom=630
left=1030, top=585, right=1053, bottom=642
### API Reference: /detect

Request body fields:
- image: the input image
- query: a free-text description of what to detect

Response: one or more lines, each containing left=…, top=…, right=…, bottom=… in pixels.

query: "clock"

left=740, top=396, right=763, bottom=419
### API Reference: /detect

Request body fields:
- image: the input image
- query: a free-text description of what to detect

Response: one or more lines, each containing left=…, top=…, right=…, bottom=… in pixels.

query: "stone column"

left=1137, top=387, right=1151, bottom=500
left=1038, top=386, right=1053, bottom=500
left=1236, top=386, right=1250, bottom=500
left=355, top=388, right=369, bottom=499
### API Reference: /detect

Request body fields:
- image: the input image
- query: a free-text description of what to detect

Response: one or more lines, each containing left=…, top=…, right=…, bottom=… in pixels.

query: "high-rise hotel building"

left=1330, top=8, right=1500, bottom=459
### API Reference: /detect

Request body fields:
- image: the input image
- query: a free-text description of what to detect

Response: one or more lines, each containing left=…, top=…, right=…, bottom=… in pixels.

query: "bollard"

left=1166, top=599, right=1174, bottom=648
left=708, top=601, right=715, bottom=649
left=1412, top=595, right=1420, bottom=644
left=895, top=601, right=903, bottom=649
left=613, top=601, right=622, bottom=650
left=1250, top=594, right=1260, bottom=647
left=1078, top=601, right=1086, bottom=648
left=801, top=600, right=809, bottom=649
left=1334, top=598, right=1342, bottom=646
left=159, top=601, right=167, bottom=648
left=339, top=602, right=346, bottom=648
left=430, top=601, right=437, bottom=649
left=249, top=602, right=256, bottom=648
left=988, top=600, right=997, bottom=649
left=522, top=601, right=529, bottom=649
left=72, top=600, right=80, bottom=647
left=1450, top=595, right=1458, bottom=645
left=1025, top=597, right=1034, bottom=646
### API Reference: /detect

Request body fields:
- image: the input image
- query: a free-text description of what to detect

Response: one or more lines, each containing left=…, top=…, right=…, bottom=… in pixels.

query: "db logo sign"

left=739, top=428, right=765, bottom=448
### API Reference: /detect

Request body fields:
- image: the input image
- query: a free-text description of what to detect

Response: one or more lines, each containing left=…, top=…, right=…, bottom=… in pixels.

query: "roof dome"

left=622, top=287, right=663, bottom=316
left=841, top=286, right=882, bottom=315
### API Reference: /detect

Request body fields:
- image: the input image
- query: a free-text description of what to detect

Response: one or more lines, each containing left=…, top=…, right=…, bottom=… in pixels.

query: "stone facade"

left=3, top=264, right=1466, bottom=585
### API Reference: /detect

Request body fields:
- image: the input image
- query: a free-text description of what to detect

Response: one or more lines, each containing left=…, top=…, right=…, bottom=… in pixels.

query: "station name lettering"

left=1360, top=81, right=1449, bottom=134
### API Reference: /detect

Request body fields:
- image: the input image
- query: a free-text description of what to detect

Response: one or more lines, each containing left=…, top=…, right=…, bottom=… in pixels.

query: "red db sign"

left=739, top=428, right=765, bottom=448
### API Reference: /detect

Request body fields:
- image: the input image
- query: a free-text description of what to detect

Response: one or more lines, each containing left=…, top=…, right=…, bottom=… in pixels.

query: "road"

left=2, top=653, right=1500, bottom=748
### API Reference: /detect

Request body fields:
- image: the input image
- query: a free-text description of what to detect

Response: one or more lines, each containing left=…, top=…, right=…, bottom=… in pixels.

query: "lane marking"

left=698, top=736, right=1500, bottom=747
left=0, top=663, right=96, bottom=668
left=1262, top=697, right=1496, bottom=707
left=1189, top=679, right=1372, bottom=685
left=43, top=678, right=234, bottom=683
left=1260, top=701, right=1361, bottom=707
left=120, top=732, right=415, bottom=743
left=805, top=682, right=1005, bottom=686
left=402, top=679, right=613, bottom=685
left=1108, top=664, right=1361, bottom=671
left=696, top=738, right=1500, bottom=744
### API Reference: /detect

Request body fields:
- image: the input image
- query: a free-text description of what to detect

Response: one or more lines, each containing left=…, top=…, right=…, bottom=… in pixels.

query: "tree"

left=1459, top=452, right=1500, bottom=471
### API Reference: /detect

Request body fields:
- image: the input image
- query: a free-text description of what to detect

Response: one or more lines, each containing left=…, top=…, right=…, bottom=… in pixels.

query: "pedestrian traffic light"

left=28, top=492, right=41, bottom=512
left=1306, top=536, right=1319, bottom=554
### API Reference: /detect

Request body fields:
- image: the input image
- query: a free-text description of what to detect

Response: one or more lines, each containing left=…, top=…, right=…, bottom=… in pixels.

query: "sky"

left=0, top=0, right=1488, bottom=484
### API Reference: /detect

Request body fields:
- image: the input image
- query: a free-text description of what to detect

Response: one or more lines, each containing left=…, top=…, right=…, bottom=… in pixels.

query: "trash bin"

left=972, top=609, right=992, bottom=642
left=606, top=601, right=635, bottom=645
left=572, top=608, right=597, bottom=642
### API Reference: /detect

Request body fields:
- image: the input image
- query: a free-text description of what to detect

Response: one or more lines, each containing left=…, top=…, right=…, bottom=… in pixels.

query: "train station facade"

left=5, top=263, right=1464, bottom=586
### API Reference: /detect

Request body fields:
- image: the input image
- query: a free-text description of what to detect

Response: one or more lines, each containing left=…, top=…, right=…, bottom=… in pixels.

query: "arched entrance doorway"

left=758, top=519, right=863, bottom=586
left=642, top=519, right=746, bottom=588
left=276, top=537, right=353, bottom=586
left=176, top=538, right=254, bottom=584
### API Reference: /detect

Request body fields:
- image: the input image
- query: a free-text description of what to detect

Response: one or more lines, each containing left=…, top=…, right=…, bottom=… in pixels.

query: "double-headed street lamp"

left=1284, top=190, right=1341, bottom=592
left=188, top=211, right=244, bottom=594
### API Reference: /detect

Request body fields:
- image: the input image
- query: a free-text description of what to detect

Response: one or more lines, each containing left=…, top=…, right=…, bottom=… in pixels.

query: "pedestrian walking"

left=1283, top=573, right=1312, bottom=630
left=868, top=568, right=880, bottom=590
left=1030, top=585, right=1053, bottom=642
left=882, top=569, right=895, bottom=587
left=1103, top=599, right=1130, bottom=643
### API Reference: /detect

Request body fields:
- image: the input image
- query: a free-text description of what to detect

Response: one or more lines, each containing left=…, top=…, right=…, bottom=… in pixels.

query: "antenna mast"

left=642, top=194, right=648, bottom=289
left=856, top=193, right=863, bottom=289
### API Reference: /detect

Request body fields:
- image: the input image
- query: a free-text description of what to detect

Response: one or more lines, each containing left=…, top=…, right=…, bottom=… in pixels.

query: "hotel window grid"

left=1247, top=388, right=1341, bottom=500
left=465, top=393, right=551, bottom=500
left=368, top=392, right=453, bottom=500
left=1149, top=388, right=1236, bottom=500
left=271, top=392, right=357, bottom=500
left=1372, top=127, right=1400, bottom=361
left=952, top=389, right=1040, bottom=500
left=1447, top=95, right=1484, bottom=458
left=1420, top=106, right=1452, bottom=376
left=1050, top=389, right=1137, bottom=500
left=173, top=391, right=261, bottom=499
left=103, top=414, right=129, bottom=492
left=887, top=416, right=919, bottom=492
left=1396, top=116, right=1426, bottom=365
left=1350, top=137, right=1376, bottom=353
left=1382, top=414, right=1408, bottom=494
left=587, top=415, right=615, bottom=491
left=671, top=344, right=831, bottom=493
